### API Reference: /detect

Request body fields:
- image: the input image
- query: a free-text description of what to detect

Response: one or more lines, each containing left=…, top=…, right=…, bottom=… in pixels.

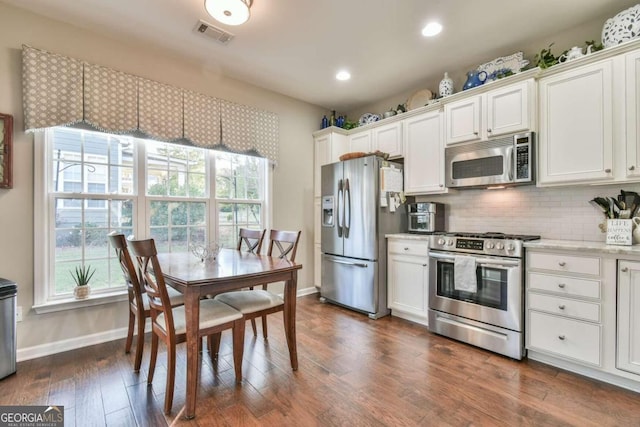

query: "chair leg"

left=125, top=309, right=135, bottom=354
left=164, top=341, right=176, bottom=415
left=232, top=319, right=245, bottom=384
left=261, top=315, right=268, bottom=339
left=209, top=333, right=222, bottom=361
left=148, top=333, right=159, bottom=385
left=250, top=318, right=257, bottom=337
left=133, top=313, right=146, bottom=372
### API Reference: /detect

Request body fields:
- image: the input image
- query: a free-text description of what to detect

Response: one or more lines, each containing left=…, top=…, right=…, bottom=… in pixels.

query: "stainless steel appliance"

left=445, top=132, right=534, bottom=189
left=407, top=202, right=445, bottom=233
left=427, top=232, right=540, bottom=359
left=320, top=155, right=406, bottom=319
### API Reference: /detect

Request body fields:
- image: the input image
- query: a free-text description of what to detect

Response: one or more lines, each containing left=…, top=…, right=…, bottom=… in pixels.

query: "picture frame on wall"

left=0, top=113, right=13, bottom=189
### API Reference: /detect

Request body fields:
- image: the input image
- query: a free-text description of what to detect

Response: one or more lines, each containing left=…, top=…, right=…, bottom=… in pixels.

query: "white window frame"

left=34, top=129, right=272, bottom=313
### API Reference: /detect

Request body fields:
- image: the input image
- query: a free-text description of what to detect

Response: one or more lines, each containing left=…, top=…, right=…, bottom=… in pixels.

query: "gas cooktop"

left=434, top=231, right=541, bottom=241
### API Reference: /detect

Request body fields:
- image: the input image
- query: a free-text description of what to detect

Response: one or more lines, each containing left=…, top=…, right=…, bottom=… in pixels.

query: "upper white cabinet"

left=625, top=50, right=640, bottom=179
left=444, top=79, right=533, bottom=145
left=403, top=111, right=447, bottom=194
left=313, top=130, right=348, bottom=197
left=538, top=59, right=615, bottom=185
left=372, top=121, right=403, bottom=158
left=349, top=131, right=372, bottom=153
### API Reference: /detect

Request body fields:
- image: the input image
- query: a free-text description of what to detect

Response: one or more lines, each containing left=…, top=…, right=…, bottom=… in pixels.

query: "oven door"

left=428, top=251, right=523, bottom=332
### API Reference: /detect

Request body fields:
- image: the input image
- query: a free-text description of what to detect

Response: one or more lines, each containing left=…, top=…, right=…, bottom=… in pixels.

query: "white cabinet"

left=617, top=260, right=640, bottom=376
left=403, top=111, right=447, bottom=194
left=444, top=79, right=533, bottom=145
left=314, top=130, right=348, bottom=197
left=373, top=121, right=403, bottom=158
left=538, top=59, right=615, bottom=185
left=349, top=131, right=372, bottom=153
left=387, top=238, right=429, bottom=326
left=625, top=50, right=640, bottom=179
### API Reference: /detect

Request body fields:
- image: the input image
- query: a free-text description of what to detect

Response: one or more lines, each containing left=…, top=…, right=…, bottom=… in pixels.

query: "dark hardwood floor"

left=2, top=294, right=640, bottom=426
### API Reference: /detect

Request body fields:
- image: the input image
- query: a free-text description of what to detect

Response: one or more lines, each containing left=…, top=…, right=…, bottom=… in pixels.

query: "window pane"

left=150, top=228, right=169, bottom=252
left=170, top=202, right=188, bottom=226
left=85, top=227, right=109, bottom=259
left=55, top=229, right=81, bottom=262
left=110, top=166, right=134, bottom=194
left=168, top=171, right=187, bottom=197
left=57, top=198, right=83, bottom=224
left=147, top=169, right=168, bottom=195
left=218, top=203, right=233, bottom=225
left=189, top=203, right=206, bottom=226
left=150, top=201, right=168, bottom=226
left=189, top=173, right=206, bottom=197
left=218, top=225, right=235, bottom=249
left=146, top=140, right=207, bottom=198
left=110, top=200, right=133, bottom=228
left=189, top=150, right=205, bottom=174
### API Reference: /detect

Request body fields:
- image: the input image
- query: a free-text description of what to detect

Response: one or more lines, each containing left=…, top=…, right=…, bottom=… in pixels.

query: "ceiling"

left=3, top=0, right=637, bottom=111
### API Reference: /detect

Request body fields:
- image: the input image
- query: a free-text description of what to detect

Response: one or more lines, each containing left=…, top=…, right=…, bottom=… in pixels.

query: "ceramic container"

left=439, top=72, right=454, bottom=97
left=602, top=4, right=640, bottom=48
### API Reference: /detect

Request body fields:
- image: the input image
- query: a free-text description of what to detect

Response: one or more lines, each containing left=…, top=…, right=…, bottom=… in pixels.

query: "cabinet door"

left=404, top=111, right=446, bottom=194
left=538, top=60, right=614, bottom=185
left=617, top=260, right=640, bottom=375
left=388, top=252, right=429, bottom=318
left=373, top=121, right=403, bottom=158
left=486, top=79, right=532, bottom=138
left=349, top=131, right=372, bottom=153
left=625, top=51, right=640, bottom=178
left=314, top=243, right=322, bottom=288
left=444, top=95, right=482, bottom=145
left=314, top=135, right=331, bottom=197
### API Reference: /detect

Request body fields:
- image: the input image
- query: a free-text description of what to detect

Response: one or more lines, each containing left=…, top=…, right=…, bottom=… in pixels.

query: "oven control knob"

left=486, top=242, right=495, bottom=249
left=437, top=238, right=445, bottom=246
left=446, top=239, right=454, bottom=246
left=506, top=244, right=515, bottom=252
left=496, top=242, right=504, bottom=250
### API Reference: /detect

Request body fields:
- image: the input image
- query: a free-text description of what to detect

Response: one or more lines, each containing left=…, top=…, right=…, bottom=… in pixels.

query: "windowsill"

left=32, top=290, right=128, bottom=314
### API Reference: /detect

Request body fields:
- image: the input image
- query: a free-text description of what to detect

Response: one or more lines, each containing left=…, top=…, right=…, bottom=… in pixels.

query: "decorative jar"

left=439, top=72, right=454, bottom=97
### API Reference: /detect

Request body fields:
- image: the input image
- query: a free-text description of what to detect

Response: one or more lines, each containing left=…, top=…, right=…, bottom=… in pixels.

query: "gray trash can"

left=0, top=278, right=17, bottom=380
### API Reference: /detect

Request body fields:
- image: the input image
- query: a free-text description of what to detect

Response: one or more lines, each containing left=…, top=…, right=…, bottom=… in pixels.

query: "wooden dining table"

left=156, top=248, right=302, bottom=419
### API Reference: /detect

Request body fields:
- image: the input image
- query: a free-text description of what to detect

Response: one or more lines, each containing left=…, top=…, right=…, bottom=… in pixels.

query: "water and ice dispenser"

left=322, top=196, right=334, bottom=227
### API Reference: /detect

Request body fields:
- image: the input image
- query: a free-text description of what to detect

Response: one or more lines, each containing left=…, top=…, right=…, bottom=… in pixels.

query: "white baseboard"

left=17, top=288, right=318, bottom=362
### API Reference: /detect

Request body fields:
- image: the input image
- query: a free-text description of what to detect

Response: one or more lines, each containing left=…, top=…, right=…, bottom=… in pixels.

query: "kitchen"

left=2, top=0, right=640, bottom=425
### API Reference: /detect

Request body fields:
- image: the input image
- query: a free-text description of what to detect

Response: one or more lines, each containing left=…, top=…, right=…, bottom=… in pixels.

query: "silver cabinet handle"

left=422, top=264, right=427, bottom=267
left=558, top=335, right=566, bottom=341
left=558, top=283, right=566, bottom=288
left=558, top=262, right=566, bottom=267
left=605, top=168, right=611, bottom=173
left=622, top=267, right=629, bottom=273
left=558, top=305, right=566, bottom=310
left=629, top=166, right=636, bottom=171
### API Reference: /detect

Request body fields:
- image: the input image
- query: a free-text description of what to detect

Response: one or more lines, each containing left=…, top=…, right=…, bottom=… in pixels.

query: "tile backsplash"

left=416, top=183, right=640, bottom=241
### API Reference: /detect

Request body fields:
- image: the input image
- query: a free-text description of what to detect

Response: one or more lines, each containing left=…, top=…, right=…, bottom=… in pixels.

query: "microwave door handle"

left=507, top=146, right=514, bottom=181
left=337, top=180, right=343, bottom=237
left=344, top=178, right=351, bottom=238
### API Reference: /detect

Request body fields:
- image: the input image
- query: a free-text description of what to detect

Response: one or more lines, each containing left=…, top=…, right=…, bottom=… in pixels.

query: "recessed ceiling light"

left=336, top=70, right=351, bottom=81
left=422, top=22, right=443, bottom=37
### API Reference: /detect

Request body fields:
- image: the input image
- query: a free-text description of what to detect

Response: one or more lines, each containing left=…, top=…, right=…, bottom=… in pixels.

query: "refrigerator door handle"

left=337, top=179, right=343, bottom=237
left=326, top=258, right=368, bottom=268
left=344, top=178, right=351, bottom=238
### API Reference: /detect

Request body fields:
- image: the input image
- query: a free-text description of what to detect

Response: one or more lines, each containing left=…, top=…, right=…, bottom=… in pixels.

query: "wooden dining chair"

left=237, top=228, right=266, bottom=254
left=215, top=229, right=301, bottom=339
left=108, top=233, right=184, bottom=373
left=128, top=238, right=245, bottom=414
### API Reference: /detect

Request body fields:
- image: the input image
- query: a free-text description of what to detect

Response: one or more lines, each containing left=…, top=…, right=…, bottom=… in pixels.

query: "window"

left=34, top=128, right=269, bottom=308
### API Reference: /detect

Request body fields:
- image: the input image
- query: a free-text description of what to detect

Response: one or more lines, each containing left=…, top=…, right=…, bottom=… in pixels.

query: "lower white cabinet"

left=387, top=238, right=429, bottom=326
left=617, top=260, right=640, bottom=375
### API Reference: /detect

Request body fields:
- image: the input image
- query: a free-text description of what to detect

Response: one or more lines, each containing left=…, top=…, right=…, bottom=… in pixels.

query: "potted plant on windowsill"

left=71, top=265, right=95, bottom=300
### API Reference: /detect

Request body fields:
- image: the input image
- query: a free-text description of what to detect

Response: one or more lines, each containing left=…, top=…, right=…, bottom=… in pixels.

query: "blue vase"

left=462, top=70, right=487, bottom=91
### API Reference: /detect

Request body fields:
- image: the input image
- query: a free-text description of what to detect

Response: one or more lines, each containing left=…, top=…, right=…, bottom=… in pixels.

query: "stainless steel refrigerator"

left=320, top=155, right=406, bottom=319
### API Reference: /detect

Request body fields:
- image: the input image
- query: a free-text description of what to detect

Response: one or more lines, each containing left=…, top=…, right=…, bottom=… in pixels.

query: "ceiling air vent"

left=194, top=19, right=234, bottom=45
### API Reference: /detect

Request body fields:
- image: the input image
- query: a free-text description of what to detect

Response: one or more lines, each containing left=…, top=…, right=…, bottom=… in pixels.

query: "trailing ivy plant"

left=534, top=43, right=560, bottom=69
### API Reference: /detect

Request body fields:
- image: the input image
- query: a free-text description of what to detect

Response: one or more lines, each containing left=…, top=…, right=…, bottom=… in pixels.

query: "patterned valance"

left=21, top=45, right=279, bottom=163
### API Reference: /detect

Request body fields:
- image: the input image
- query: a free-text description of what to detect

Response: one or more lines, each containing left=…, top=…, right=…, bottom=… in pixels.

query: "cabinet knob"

left=422, top=264, right=427, bottom=267
left=629, top=166, right=636, bottom=171
left=558, top=335, right=566, bottom=341
left=558, top=261, right=566, bottom=267
left=404, top=247, right=409, bottom=251
left=621, top=267, right=629, bottom=273
left=473, top=131, right=479, bottom=136
left=558, top=305, right=566, bottom=310
left=487, top=129, right=492, bottom=133
left=558, top=283, right=566, bottom=288
left=605, top=168, right=611, bottom=173
left=439, top=184, right=444, bottom=187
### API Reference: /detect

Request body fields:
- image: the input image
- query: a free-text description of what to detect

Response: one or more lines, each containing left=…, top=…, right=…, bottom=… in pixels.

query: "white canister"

left=439, top=72, right=454, bottom=97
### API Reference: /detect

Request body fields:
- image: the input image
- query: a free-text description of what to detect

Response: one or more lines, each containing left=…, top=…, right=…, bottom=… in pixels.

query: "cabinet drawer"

left=528, top=311, right=601, bottom=366
left=527, top=272, right=601, bottom=299
left=528, top=252, right=600, bottom=276
left=388, top=240, right=428, bottom=256
left=528, top=293, right=600, bottom=322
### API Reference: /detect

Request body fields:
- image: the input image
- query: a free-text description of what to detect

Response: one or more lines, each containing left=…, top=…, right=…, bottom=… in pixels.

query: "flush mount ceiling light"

left=422, top=22, right=443, bottom=37
left=336, top=70, right=351, bottom=81
left=204, top=0, right=253, bottom=26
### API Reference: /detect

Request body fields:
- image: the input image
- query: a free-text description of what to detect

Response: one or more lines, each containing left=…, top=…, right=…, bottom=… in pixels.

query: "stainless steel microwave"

left=445, top=132, right=534, bottom=189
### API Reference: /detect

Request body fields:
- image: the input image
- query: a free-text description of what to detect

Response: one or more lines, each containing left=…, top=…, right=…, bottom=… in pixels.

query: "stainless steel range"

left=428, top=232, right=540, bottom=359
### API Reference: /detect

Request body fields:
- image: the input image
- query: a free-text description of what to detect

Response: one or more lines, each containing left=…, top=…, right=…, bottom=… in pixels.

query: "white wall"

left=417, top=183, right=640, bottom=242
left=0, top=3, right=323, bottom=355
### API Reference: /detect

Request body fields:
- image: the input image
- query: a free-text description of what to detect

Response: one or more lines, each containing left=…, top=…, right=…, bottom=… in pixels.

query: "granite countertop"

left=524, top=239, right=640, bottom=255
left=385, top=233, right=431, bottom=241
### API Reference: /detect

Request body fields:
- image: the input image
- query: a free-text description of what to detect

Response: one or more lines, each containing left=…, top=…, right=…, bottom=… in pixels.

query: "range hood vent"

left=194, top=19, right=234, bottom=45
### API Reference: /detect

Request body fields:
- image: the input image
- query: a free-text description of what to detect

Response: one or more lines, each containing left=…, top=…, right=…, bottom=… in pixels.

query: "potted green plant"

left=71, top=265, right=95, bottom=299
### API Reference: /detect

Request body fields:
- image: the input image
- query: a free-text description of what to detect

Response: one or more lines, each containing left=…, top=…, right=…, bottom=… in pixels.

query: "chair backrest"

left=237, top=228, right=266, bottom=254
left=267, top=230, right=301, bottom=262
left=108, top=233, right=144, bottom=311
left=127, top=238, right=175, bottom=335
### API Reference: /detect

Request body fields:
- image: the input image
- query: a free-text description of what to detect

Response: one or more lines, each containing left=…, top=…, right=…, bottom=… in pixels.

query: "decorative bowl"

left=189, top=241, right=220, bottom=262
left=602, top=4, right=640, bottom=48
left=358, top=113, right=380, bottom=126
left=477, top=52, right=529, bottom=77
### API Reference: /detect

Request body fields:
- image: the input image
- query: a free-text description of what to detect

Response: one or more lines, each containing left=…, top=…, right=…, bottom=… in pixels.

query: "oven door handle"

left=428, top=251, right=521, bottom=268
